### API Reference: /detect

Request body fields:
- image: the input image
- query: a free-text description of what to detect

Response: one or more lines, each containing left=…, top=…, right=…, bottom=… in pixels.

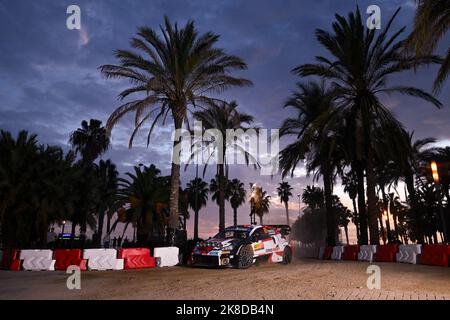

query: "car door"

left=251, top=228, right=274, bottom=256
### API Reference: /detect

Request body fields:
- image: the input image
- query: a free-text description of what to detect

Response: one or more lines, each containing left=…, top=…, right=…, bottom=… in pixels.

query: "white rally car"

left=191, top=225, right=292, bottom=268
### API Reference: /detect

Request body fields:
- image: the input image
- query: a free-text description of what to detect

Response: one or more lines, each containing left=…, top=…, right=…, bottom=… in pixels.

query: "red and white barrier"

left=20, top=250, right=55, bottom=271
left=118, top=248, right=156, bottom=269
left=420, top=244, right=450, bottom=267
left=83, top=249, right=124, bottom=270
left=358, top=245, right=377, bottom=262
left=154, top=247, right=179, bottom=267
left=54, top=249, right=87, bottom=271
left=342, top=245, right=360, bottom=261
left=331, top=246, right=344, bottom=260
left=396, top=244, right=421, bottom=264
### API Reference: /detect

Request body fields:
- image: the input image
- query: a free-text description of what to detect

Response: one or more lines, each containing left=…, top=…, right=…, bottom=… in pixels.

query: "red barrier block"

left=54, top=249, right=87, bottom=271
left=374, top=244, right=399, bottom=262
left=0, top=249, right=21, bottom=271
left=323, top=246, right=333, bottom=260
left=118, top=248, right=156, bottom=269
left=420, top=244, right=450, bottom=267
left=342, top=245, right=360, bottom=261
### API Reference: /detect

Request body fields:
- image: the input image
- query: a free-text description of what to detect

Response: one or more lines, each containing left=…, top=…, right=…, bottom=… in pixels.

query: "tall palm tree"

left=185, top=178, right=209, bottom=240
left=250, top=186, right=271, bottom=225
left=293, top=7, right=442, bottom=244
left=69, top=119, right=110, bottom=164
left=277, top=181, right=293, bottom=226
left=341, top=170, right=360, bottom=242
left=405, top=0, right=450, bottom=92
left=279, top=81, right=340, bottom=246
left=301, top=185, right=324, bottom=210
left=193, top=101, right=255, bottom=231
left=229, top=178, right=247, bottom=226
left=100, top=17, right=252, bottom=242
left=95, top=159, right=119, bottom=245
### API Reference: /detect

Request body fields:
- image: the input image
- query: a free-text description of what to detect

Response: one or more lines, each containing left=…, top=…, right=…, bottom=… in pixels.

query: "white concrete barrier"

left=83, top=249, right=124, bottom=270
left=154, top=247, right=179, bottom=267
left=331, top=246, right=344, bottom=260
left=396, top=244, right=421, bottom=264
left=20, top=249, right=55, bottom=271
left=358, top=245, right=377, bottom=262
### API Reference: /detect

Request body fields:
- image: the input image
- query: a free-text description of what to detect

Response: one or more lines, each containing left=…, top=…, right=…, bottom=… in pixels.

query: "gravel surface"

left=0, top=259, right=449, bottom=300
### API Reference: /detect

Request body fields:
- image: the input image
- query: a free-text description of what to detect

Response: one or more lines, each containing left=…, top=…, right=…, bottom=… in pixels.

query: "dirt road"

left=0, top=259, right=449, bottom=300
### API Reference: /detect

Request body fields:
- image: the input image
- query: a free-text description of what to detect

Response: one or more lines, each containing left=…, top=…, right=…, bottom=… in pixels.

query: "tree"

left=116, top=164, right=170, bottom=244
left=277, top=181, right=293, bottom=226
left=279, top=81, right=340, bottom=246
left=95, top=159, right=119, bottom=245
left=405, top=0, right=450, bottom=92
left=69, top=119, right=110, bottom=164
left=249, top=185, right=271, bottom=225
left=293, top=7, right=441, bottom=244
left=229, top=179, right=247, bottom=226
left=100, top=17, right=251, bottom=242
left=185, top=178, right=209, bottom=240
left=341, top=171, right=360, bottom=242
left=193, top=101, right=255, bottom=231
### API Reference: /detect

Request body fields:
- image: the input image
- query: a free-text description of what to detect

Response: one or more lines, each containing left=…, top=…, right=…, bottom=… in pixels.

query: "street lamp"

left=431, top=160, right=448, bottom=244
left=61, top=220, right=66, bottom=234
left=297, top=194, right=301, bottom=218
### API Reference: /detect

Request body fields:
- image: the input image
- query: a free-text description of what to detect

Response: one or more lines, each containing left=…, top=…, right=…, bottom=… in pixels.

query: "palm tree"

left=293, top=7, right=442, bottom=244
left=279, top=81, right=340, bottom=246
left=185, top=178, right=209, bottom=240
left=95, top=159, right=119, bottom=245
left=100, top=17, right=252, bottom=242
left=342, top=171, right=360, bottom=243
left=193, top=101, right=255, bottom=231
left=405, top=0, right=450, bottom=92
left=69, top=119, right=110, bottom=164
left=229, top=179, right=247, bottom=226
left=250, top=186, right=271, bottom=225
left=116, top=164, right=170, bottom=243
left=277, top=181, right=293, bottom=226
left=301, top=186, right=324, bottom=210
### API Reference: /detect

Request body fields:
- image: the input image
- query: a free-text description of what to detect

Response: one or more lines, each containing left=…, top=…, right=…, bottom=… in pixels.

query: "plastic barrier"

left=20, top=249, right=55, bottom=271
left=396, top=244, right=421, bottom=264
left=83, top=249, right=124, bottom=270
left=0, top=249, right=21, bottom=270
left=358, top=245, right=377, bottom=262
left=118, top=248, right=156, bottom=269
left=342, top=245, right=360, bottom=261
left=331, top=246, right=344, bottom=260
left=420, top=244, right=450, bottom=267
left=153, top=247, right=180, bottom=267
left=374, top=244, right=399, bottom=262
left=54, top=249, right=87, bottom=271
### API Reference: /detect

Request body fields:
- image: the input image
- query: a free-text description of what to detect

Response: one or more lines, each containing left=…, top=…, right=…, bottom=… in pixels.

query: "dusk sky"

left=1, top=0, right=449, bottom=239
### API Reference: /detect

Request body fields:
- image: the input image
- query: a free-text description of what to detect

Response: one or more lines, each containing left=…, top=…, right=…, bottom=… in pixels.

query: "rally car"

left=190, top=225, right=292, bottom=269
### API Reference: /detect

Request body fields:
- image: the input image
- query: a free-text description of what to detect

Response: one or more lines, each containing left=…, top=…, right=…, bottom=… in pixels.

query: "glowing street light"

left=431, top=160, right=439, bottom=184
left=61, top=220, right=66, bottom=234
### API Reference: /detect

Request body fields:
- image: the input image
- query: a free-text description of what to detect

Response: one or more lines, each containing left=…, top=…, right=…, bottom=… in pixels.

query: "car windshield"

left=213, top=228, right=250, bottom=239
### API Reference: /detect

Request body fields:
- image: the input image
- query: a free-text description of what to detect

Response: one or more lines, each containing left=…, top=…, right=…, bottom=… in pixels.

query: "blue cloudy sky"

left=0, top=0, right=449, bottom=239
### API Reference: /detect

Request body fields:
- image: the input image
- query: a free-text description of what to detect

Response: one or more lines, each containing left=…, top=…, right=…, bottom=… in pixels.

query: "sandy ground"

left=0, top=259, right=449, bottom=300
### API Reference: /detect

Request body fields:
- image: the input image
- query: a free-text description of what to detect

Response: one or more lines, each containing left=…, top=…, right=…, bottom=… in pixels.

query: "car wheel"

left=237, top=244, right=254, bottom=269
left=282, top=247, right=292, bottom=264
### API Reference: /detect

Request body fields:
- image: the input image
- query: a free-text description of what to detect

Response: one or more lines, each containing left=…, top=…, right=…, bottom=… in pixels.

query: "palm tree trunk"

left=405, top=174, right=423, bottom=243
left=352, top=197, right=360, bottom=243
left=355, top=161, right=368, bottom=244
left=97, top=209, right=105, bottom=246
left=168, top=115, right=183, bottom=245
left=344, top=225, right=349, bottom=245
left=259, top=215, right=263, bottom=225
left=218, top=163, right=226, bottom=232
left=323, top=164, right=336, bottom=246
left=233, top=207, right=238, bottom=227
left=284, top=202, right=290, bottom=226
left=366, top=148, right=380, bottom=245
left=194, top=208, right=199, bottom=240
